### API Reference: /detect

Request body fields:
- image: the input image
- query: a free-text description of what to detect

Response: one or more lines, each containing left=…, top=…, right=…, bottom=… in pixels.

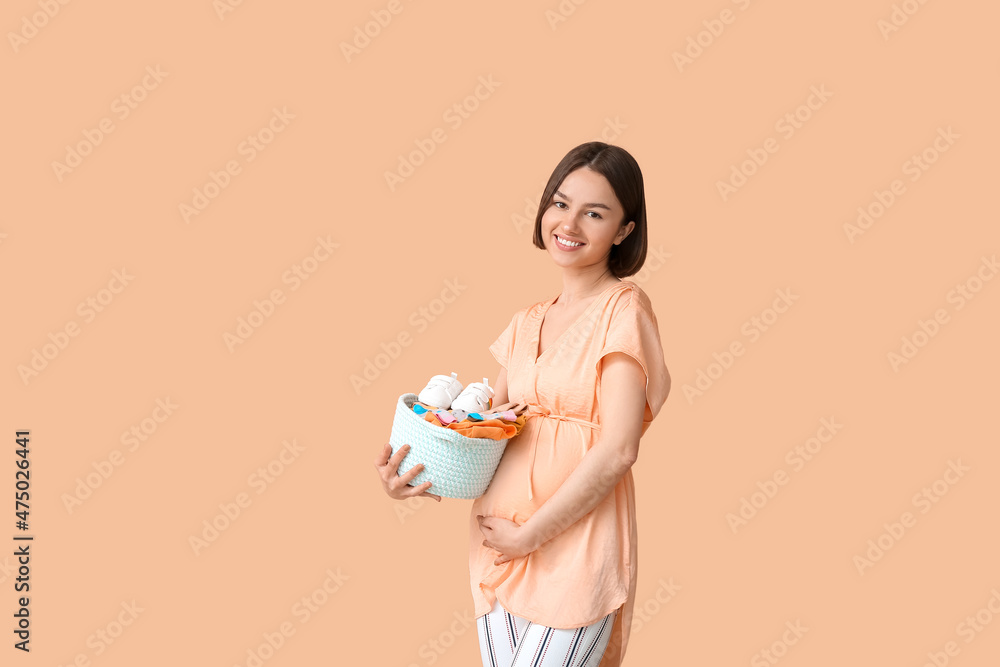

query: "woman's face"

left=540, top=167, right=634, bottom=274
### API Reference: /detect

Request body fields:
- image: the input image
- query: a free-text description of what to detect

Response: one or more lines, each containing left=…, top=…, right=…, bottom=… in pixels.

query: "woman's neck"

left=557, top=267, right=621, bottom=307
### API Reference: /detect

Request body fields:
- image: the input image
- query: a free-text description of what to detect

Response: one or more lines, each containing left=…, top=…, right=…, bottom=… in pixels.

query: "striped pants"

left=477, top=598, right=616, bottom=667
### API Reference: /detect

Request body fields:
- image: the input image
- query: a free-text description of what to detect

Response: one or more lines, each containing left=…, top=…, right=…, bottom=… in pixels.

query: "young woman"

left=375, top=142, right=671, bottom=666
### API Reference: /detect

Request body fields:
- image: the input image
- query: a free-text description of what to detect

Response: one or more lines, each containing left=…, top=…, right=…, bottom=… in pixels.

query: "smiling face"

left=540, top=167, right=635, bottom=274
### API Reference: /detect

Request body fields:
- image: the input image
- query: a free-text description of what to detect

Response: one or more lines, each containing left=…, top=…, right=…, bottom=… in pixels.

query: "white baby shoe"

left=418, top=372, right=464, bottom=409
left=450, top=377, right=494, bottom=413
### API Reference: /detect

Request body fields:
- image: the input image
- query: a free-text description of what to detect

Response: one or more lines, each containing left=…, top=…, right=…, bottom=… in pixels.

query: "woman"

left=375, top=141, right=670, bottom=666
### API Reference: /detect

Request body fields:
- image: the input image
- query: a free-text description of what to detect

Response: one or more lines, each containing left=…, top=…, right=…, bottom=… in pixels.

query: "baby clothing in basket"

left=416, top=408, right=527, bottom=440
left=413, top=372, right=527, bottom=440
left=411, top=397, right=527, bottom=439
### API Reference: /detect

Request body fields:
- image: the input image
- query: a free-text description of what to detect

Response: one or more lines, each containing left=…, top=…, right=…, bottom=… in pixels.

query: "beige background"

left=3, top=1, right=998, bottom=665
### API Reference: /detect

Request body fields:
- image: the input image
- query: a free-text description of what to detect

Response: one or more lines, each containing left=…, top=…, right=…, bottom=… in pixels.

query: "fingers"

left=482, top=540, right=508, bottom=565
left=375, top=444, right=441, bottom=501
left=409, top=479, right=432, bottom=493
left=387, top=443, right=410, bottom=472
left=378, top=443, right=413, bottom=479
left=397, top=460, right=426, bottom=485
left=396, top=478, right=436, bottom=500
left=373, top=442, right=392, bottom=467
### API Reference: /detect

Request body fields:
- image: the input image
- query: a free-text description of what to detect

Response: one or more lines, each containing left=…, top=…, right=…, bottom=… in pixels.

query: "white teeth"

left=557, top=235, right=583, bottom=247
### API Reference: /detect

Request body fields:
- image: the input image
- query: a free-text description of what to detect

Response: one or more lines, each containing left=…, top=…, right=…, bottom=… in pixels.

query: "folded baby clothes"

left=412, top=401, right=521, bottom=425
left=448, top=415, right=526, bottom=440
left=421, top=412, right=527, bottom=441
left=435, top=411, right=458, bottom=425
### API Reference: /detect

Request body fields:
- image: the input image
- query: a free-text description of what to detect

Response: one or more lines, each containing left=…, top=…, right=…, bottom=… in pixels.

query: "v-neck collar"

left=532, top=281, right=628, bottom=364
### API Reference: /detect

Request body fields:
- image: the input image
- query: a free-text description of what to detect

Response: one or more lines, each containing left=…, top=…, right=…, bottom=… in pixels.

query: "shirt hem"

left=473, top=588, right=627, bottom=630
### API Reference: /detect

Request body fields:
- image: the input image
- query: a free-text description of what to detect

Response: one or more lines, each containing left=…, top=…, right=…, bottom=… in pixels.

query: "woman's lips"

left=554, top=234, right=585, bottom=251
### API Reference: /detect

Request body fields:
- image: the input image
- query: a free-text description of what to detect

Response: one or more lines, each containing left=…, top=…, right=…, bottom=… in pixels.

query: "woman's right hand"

left=374, top=443, right=441, bottom=502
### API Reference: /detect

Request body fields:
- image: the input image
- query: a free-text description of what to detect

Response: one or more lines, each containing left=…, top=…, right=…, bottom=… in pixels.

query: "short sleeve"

left=597, top=288, right=670, bottom=423
left=488, top=309, right=524, bottom=370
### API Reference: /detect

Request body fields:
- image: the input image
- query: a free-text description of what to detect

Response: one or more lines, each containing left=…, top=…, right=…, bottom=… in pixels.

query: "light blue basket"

left=388, top=393, right=509, bottom=499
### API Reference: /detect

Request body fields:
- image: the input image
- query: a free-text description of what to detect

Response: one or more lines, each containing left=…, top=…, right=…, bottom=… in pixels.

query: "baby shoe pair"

left=418, top=372, right=494, bottom=413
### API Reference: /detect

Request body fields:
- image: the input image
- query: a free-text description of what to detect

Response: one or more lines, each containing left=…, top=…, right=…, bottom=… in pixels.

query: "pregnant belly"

left=477, top=420, right=586, bottom=523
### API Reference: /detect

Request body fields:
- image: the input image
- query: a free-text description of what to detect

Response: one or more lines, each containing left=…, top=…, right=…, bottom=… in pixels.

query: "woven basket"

left=388, top=393, right=509, bottom=499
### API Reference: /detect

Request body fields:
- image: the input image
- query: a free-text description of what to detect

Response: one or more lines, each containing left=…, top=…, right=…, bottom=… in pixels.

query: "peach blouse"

left=469, top=280, right=670, bottom=666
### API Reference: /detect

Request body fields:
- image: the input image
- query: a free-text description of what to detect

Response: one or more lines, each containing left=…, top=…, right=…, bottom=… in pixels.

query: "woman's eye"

left=586, top=211, right=602, bottom=219
left=554, top=201, right=567, bottom=209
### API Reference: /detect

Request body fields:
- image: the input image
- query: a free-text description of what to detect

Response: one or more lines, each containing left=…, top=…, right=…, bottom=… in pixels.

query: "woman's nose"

left=562, top=215, right=582, bottom=231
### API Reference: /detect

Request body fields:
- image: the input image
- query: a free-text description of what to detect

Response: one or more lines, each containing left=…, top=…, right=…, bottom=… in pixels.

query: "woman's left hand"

left=477, top=515, right=538, bottom=565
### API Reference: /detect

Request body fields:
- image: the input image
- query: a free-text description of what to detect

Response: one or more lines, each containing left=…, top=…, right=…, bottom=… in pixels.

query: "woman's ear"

left=615, top=220, right=636, bottom=245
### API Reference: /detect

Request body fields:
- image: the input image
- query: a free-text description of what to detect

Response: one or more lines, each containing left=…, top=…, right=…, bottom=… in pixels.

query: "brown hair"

left=532, top=142, right=648, bottom=278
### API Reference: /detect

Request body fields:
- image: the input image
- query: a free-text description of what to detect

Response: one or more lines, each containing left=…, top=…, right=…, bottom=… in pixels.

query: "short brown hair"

left=532, top=142, right=648, bottom=278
